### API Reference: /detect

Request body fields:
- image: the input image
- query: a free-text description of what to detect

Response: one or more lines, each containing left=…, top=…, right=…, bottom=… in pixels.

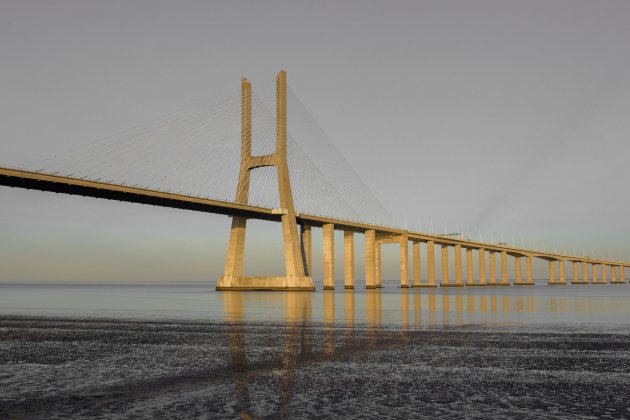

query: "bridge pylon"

left=216, top=71, right=315, bottom=291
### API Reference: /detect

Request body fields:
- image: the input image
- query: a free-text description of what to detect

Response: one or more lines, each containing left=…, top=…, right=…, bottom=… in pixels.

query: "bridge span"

left=1, top=165, right=626, bottom=290
left=1, top=71, right=627, bottom=290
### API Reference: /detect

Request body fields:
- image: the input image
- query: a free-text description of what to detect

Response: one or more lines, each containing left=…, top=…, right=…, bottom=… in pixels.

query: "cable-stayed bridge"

left=1, top=71, right=627, bottom=290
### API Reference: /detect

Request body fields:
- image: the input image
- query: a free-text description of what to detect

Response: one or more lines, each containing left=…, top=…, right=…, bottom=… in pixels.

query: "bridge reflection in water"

left=218, top=288, right=630, bottom=417
left=222, top=288, right=630, bottom=328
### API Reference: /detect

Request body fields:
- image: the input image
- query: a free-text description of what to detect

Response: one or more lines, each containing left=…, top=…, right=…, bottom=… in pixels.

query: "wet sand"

left=1, top=316, right=629, bottom=418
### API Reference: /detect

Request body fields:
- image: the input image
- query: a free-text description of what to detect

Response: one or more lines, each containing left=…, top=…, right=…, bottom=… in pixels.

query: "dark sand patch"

left=1, top=316, right=629, bottom=418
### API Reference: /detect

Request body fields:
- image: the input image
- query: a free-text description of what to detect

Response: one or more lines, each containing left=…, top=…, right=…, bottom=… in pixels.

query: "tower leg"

left=216, top=71, right=314, bottom=291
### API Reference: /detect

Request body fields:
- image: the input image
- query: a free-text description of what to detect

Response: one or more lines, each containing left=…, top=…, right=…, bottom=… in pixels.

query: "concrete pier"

left=516, top=255, right=534, bottom=285
left=400, top=235, right=409, bottom=288
left=323, top=223, right=334, bottom=290
left=412, top=242, right=421, bottom=287
left=344, top=231, right=354, bottom=289
left=365, top=230, right=376, bottom=289
left=417, top=240, right=437, bottom=287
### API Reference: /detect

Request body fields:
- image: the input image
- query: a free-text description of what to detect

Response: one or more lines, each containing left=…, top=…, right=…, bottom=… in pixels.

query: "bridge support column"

left=440, top=245, right=449, bottom=286
left=548, top=261, right=556, bottom=284
left=412, top=242, right=421, bottom=287
left=400, top=235, right=409, bottom=288
left=466, top=248, right=474, bottom=285
left=216, top=72, right=314, bottom=291
left=454, top=244, right=463, bottom=286
left=375, top=244, right=382, bottom=287
left=610, top=265, right=617, bottom=283
left=591, top=264, right=598, bottom=284
left=365, top=230, right=376, bottom=288
left=301, top=225, right=312, bottom=275
left=489, top=252, right=497, bottom=285
left=599, top=264, right=607, bottom=284
left=526, top=256, right=534, bottom=284
left=417, top=240, right=437, bottom=287
left=475, top=247, right=487, bottom=286
left=515, top=255, right=534, bottom=285
left=514, top=257, right=523, bottom=284
left=558, top=261, right=566, bottom=284
left=582, top=261, right=588, bottom=283
left=323, top=223, right=335, bottom=290
left=499, top=250, right=509, bottom=286
left=620, top=265, right=626, bottom=284
left=571, top=261, right=586, bottom=284
left=443, top=244, right=463, bottom=287
left=344, top=231, right=354, bottom=289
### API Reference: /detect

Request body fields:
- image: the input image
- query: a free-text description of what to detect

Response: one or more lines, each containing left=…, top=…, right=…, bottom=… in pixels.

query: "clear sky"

left=1, top=0, right=630, bottom=283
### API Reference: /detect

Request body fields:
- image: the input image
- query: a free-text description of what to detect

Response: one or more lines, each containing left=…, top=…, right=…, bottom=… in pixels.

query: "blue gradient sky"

left=1, top=0, right=630, bottom=283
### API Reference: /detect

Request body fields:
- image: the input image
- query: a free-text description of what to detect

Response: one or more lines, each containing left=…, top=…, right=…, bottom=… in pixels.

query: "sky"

left=1, top=0, right=630, bottom=283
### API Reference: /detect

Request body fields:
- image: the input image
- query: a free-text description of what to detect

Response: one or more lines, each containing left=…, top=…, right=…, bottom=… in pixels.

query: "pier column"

left=455, top=244, right=463, bottom=285
left=441, top=245, right=449, bottom=285
left=365, top=230, right=376, bottom=288
left=489, top=252, right=496, bottom=284
left=591, top=264, right=598, bottom=283
left=301, top=225, right=312, bottom=275
left=478, top=247, right=487, bottom=285
left=558, top=261, right=565, bottom=284
left=611, top=265, right=617, bottom=283
left=427, top=240, right=435, bottom=286
left=501, top=250, right=508, bottom=284
left=621, top=265, right=626, bottom=284
left=582, top=261, right=588, bottom=283
left=323, top=223, right=335, bottom=290
left=344, top=231, right=354, bottom=289
left=572, top=261, right=578, bottom=284
left=466, top=248, right=474, bottom=285
left=526, top=256, right=533, bottom=284
left=412, top=242, right=421, bottom=287
left=400, top=236, right=409, bottom=288
left=548, top=261, right=556, bottom=284
left=601, top=264, right=607, bottom=284
left=515, top=257, right=522, bottom=283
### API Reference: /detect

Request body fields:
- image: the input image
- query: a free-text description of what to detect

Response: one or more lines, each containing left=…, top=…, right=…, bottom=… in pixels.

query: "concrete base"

left=487, top=283, right=511, bottom=287
left=514, top=282, right=535, bottom=286
left=466, top=283, right=488, bottom=287
left=591, top=281, right=608, bottom=285
left=399, top=285, right=413, bottom=288
left=610, top=281, right=626, bottom=284
left=414, top=284, right=438, bottom=288
left=216, top=275, right=315, bottom=291
left=441, top=283, right=465, bottom=287
left=571, top=281, right=590, bottom=285
left=323, top=286, right=335, bottom=290
left=548, top=282, right=567, bottom=285
left=365, top=285, right=383, bottom=289
left=344, top=285, right=355, bottom=289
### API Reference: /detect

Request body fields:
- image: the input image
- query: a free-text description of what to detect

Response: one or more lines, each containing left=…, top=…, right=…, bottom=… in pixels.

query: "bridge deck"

left=1, top=167, right=626, bottom=268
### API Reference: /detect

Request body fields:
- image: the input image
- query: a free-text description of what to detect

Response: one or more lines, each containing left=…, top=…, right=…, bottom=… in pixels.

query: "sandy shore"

left=1, top=316, right=629, bottom=418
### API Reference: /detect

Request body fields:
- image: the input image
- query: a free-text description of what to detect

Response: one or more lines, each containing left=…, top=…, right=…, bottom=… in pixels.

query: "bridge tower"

left=216, top=71, right=315, bottom=291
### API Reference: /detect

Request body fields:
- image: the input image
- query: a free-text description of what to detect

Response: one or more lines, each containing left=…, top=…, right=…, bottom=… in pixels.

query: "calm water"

left=1, top=281, right=629, bottom=331
left=2, top=282, right=630, bottom=418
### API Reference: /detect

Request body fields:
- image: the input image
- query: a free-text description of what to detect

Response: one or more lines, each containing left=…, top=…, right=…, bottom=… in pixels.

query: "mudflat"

left=1, top=316, right=629, bottom=418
